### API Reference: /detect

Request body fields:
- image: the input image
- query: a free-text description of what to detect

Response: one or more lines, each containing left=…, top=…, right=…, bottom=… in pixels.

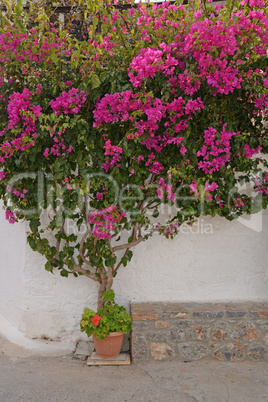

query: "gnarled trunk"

left=97, top=268, right=114, bottom=309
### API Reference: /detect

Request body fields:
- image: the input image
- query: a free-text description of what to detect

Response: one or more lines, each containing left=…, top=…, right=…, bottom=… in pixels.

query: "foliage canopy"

left=0, top=0, right=267, bottom=307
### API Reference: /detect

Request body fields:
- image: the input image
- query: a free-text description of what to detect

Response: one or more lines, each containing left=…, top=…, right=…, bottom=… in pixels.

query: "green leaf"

left=27, top=237, right=37, bottom=251
left=152, top=209, right=159, bottom=218
left=45, top=261, right=53, bottom=273
left=51, top=54, right=59, bottom=65
left=92, top=16, right=98, bottom=28
left=90, top=73, right=101, bottom=89
left=127, top=250, right=133, bottom=261
left=29, top=219, right=40, bottom=232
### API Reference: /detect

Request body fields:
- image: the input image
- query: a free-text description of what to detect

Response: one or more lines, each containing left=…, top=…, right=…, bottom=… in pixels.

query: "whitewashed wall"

left=0, top=207, right=267, bottom=342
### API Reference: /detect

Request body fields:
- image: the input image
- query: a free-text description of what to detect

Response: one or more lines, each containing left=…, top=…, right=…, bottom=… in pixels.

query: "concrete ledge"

left=131, top=302, right=268, bottom=362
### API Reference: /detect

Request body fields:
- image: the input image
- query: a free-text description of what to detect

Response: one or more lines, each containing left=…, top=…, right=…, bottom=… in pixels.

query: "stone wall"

left=131, top=302, right=268, bottom=362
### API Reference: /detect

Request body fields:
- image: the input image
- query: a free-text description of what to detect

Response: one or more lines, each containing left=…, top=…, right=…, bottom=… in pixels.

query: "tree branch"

left=114, top=247, right=129, bottom=273
left=112, top=236, right=144, bottom=252
left=146, top=201, right=161, bottom=209
left=73, top=262, right=101, bottom=283
left=79, top=229, right=92, bottom=266
left=56, top=217, right=65, bottom=259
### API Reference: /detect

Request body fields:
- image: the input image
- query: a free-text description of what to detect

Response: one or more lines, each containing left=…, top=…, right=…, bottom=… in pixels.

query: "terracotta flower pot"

left=93, top=332, right=124, bottom=359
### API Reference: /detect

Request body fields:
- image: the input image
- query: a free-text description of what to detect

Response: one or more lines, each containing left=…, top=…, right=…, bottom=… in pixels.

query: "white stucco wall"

left=0, top=207, right=267, bottom=343
left=0, top=212, right=26, bottom=328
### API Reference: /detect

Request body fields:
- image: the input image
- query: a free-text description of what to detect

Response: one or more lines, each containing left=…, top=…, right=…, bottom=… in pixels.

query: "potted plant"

left=80, top=290, right=132, bottom=359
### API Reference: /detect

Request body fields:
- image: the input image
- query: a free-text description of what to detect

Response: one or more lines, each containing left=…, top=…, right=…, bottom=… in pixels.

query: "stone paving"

left=0, top=335, right=267, bottom=402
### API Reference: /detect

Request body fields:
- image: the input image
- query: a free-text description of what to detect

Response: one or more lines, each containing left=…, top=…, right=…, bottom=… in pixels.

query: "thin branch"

left=92, top=237, right=98, bottom=255
left=132, top=220, right=139, bottom=242
left=112, top=236, right=144, bottom=252
left=73, top=262, right=101, bottom=283
left=79, top=229, right=92, bottom=266
left=146, top=201, right=161, bottom=209
left=54, top=75, right=64, bottom=91
left=107, top=237, right=113, bottom=253
left=56, top=217, right=65, bottom=259
left=149, top=174, right=156, bottom=184
left=114, top=247, right=129, bottom=273
left=84, top=194, right=92, bottom=231
left=107, top=265, right=114, bottom=290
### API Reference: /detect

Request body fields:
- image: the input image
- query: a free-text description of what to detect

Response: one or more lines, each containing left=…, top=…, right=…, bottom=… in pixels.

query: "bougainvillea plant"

left=0, top=0, right=267, bottom=309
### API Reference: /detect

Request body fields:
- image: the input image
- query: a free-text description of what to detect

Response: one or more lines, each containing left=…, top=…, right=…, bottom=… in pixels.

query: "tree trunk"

left=97, top=277, right=114, bottom=310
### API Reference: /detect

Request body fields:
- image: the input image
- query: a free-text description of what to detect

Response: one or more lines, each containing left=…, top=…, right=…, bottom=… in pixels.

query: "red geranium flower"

left=92, top=315, right=101, bottom=326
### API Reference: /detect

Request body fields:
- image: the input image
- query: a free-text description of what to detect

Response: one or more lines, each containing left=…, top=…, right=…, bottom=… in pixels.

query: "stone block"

left=211, top=329, right=229, bottom=341
left=131, top=335, right=148, bottom=361
left=174, top=320, right=192, bottom=327
left=162, top=304, right=189, bottom=319
left=249, top=310, right=268, bottom=320
left=216, top=321, right=227, bottom=328
left=247, top=343, right=268, bottom=361
left=256, top=322, right=268, bottom=328
left=186, top=325, right=211, bottom=341
left=132, top=312, right=159, bottom=320
left=192, top=305, right=224, bottom=319
left=73, top=341, right=94, bottom=361
left=131, top=303, right=158, bottom=320
left=214, top=343, right=244, bottom=361
left=263, top=334, right=268, bottom=345
left=179, top=343, right=209, bottom=360
left=226, top=305, right=247, bottom=319
left=168, top=329, right=186, bottom=342
left=249, top=303, right=268, bottom=320
left=226, top=311, right=247, bottom=319
left=132, top=321, right=152, bottom=331
left=155, top=320, right=170, bottom=329
left=146, top=331, right=167, bottom=342
left=232, top=322, right=259, bottom=342
left=131, top=303, right=159, bottom=321
left=150, top=342, right=175, bottom=360
left=121, top=333, right=130, bottom=352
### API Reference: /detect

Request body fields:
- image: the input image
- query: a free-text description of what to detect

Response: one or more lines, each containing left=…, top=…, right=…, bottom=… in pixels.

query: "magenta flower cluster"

left=255, top=173, right=268, bottom=195
left=7, top=186, right=28, bottom=199
left=43, top=126, right=74, bottom=158
left=5, top=209, right=17, bottom=224
left=190, top=181, right=218, bottom=202
left=94, top=92, right=204, bottom=175
left=156, top=177, right=176, bottom=202
left=49, top=88, right=87, bottom=115
left=128, top=47, right=179, bottom=87
left=0, top=89, right=41, bottom=161
left=156, top=221, right=179, bottom=238
left=196, top=125, right=239, bottom=174
left=88, top=206, right=126, bottom=239
left=101, top=140, right=123, bottom=172
left=129, top=4, right=268, bottom=96
left=0, top=0, right=267, bottom=230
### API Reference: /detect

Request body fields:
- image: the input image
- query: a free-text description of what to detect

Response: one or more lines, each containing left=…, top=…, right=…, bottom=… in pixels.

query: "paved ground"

left=0, top=335, right=267, bottom=402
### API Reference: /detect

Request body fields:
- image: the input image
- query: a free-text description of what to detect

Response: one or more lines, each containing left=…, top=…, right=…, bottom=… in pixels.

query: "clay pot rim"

left=94, top=331, right=123, bottom=338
